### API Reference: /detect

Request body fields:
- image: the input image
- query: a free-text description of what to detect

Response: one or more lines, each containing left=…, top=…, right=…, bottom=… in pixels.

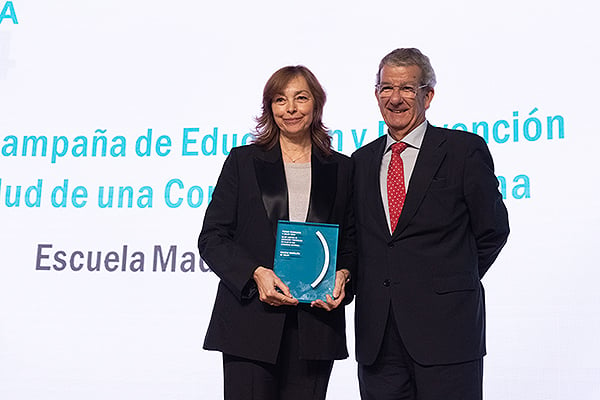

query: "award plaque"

left=273, top=220, right=339, bottom=303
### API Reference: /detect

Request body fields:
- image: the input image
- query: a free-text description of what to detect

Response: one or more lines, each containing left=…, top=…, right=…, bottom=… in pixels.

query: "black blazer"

left=199, top=143, right=356, bottom=364
left=352, top=124, right=509, bottom=366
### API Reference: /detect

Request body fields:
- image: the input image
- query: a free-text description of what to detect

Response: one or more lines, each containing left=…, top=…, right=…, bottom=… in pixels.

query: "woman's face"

left=271, top=75, right=314, bottom=140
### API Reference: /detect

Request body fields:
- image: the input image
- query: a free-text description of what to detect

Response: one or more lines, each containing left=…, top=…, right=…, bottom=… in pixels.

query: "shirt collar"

left=385, top=120, right=428, bottom=152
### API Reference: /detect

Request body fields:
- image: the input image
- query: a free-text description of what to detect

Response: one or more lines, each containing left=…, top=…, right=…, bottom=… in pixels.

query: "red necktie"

left=387, top=142, right=408, bottom=232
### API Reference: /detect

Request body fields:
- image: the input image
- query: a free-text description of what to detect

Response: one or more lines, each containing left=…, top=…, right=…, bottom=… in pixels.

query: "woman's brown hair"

left=253, top=66, right=331, bottom=156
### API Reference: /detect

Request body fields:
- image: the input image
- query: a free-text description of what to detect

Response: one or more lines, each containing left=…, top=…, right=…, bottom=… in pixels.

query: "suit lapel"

left=306, top=150, right=337, bottom=223
left=364, top=136, right=392, bottom=237
left=392, top=125, right=447, bottom=238
left=253, top=144, right=288, bottom=236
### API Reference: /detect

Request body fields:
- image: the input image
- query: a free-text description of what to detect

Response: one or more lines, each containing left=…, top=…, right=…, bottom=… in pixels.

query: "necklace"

left=281, top=147, right=311, bottom=163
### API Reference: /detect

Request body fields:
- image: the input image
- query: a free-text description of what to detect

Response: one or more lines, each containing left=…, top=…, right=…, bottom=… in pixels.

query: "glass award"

left=273, top=220, right=339, bottom=303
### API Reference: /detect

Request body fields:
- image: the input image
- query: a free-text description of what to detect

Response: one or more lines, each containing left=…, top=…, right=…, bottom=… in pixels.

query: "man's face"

left=376, top=64, right=434, bottom=140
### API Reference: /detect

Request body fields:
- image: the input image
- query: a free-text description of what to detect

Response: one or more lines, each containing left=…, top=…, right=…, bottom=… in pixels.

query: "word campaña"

left=0, top=128, right=255, bottom=164
left=1, top=107, right=565, bottom=164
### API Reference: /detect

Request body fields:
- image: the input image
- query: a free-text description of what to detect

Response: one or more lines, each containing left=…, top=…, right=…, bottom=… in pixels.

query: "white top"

left=284, top=161, right=311, bottom=222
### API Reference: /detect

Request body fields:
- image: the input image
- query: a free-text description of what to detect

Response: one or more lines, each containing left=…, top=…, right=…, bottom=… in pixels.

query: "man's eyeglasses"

left=376, top=84, right=429, bottom=99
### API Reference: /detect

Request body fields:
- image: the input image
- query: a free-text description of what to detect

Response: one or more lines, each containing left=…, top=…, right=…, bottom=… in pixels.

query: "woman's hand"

left=253, top=266, right=299, bottom=307
left=311, top=269, right=350, bottom=311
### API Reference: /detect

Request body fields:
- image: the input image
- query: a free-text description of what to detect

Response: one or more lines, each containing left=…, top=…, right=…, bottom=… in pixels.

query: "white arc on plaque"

left=311, top=230, right=329, bottom=288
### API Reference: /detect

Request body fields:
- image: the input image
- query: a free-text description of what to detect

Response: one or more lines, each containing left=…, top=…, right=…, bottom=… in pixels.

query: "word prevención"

left=36, top=243, right=210, bottom=273
left=1, top=109, right=564, bottom=163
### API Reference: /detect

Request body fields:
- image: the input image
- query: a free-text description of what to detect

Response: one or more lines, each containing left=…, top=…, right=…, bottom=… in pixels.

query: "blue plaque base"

left=273, top=220, right=339, bottom=303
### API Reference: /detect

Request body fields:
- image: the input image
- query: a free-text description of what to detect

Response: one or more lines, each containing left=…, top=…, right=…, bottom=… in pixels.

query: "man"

left=352, top=48, right=509, bottom=400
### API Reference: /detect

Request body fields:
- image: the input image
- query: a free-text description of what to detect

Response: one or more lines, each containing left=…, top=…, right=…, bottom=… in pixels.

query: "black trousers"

left=223, top=312, right=334, bottom=400
left=358, top=310, right=483, bottom=400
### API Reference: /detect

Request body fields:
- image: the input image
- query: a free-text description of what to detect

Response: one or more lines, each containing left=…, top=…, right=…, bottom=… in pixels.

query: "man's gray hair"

left=376, top=48, right=437, bottom=88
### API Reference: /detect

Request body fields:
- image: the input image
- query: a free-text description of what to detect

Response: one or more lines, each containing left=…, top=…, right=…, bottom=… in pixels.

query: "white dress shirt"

left=379, top=120, right=428, bottom=233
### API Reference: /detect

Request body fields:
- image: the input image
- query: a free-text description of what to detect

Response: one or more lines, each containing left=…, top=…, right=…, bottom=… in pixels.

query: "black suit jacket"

left=199, top=143, right=356, bottom=364
left=352, top=124, right=509, bottom=366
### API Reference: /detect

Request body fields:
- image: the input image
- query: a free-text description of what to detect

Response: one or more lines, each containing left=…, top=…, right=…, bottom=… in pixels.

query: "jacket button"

left=383, top=279, right=391, bottom=287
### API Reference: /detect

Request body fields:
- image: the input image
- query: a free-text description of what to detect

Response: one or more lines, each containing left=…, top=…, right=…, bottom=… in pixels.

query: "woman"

left=198, top=66, right=355, bottom=400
